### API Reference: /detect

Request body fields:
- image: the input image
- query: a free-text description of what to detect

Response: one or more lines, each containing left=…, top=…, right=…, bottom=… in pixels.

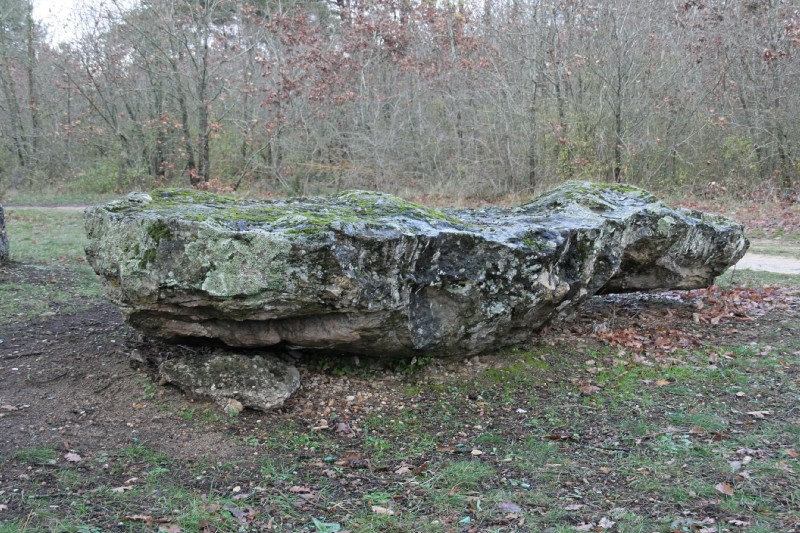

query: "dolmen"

left=85, top=181, right=748, bottom=410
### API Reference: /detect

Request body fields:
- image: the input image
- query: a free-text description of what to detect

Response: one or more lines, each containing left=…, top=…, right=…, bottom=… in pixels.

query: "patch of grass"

left=3, top=190, right=120, bottom=207
left=747, top=238, right=800, bottom=258
left=119, top=443, right=169, bottom=465
left=667, top=411, right=728, bottom=432
left=717, top=267, right=800, bottom=288
left=12, top=446, right=57, bottom=464
left=435, top=460, right=496, bottom=491
left=4, top=208, right=88, bottom=264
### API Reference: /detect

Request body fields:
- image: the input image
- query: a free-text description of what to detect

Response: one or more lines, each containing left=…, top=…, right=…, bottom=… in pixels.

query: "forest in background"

left=0, top=0, right=798, bottom=201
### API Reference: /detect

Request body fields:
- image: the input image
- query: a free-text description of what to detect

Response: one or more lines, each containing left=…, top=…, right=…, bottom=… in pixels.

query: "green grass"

left=436, top=460, right=496, bottom=490
left=2, top=190, right=120, bottom=207
left=12, top=446, right=57, bottom=464
left=1, top=208, right=103, bottom=324
left=748, top=239, right=800, bottom=258
left=4, top=208, right=88, bottom=264
left=717, top=267, right=800, bottom=288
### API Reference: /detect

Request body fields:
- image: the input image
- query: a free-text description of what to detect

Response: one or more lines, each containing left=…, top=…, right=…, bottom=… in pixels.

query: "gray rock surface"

left=85, top=181, right=748, bottom=358
left=159, top=352, right=300, bottom=411
left=0, top=203, right=8, bottom=263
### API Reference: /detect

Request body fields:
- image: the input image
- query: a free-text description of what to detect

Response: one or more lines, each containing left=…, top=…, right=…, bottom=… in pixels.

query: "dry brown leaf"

left=498, top=501, right=522, bottom=513
left=654, top=379, right=670, bottom=387
left=112, top=486, right=135, bottom=493
left=124, top=514, right=152, bottom=522
left=412, top=462, right=429, bottom=475
left=747, top=411, right=771, bottom=419
left=544, top=433, right=572, bottom=441
left=598, top=517, right=616, bottom=529
left=784, top=449, right=799, bottom=458
left=715, top=482, right=734, bottom=496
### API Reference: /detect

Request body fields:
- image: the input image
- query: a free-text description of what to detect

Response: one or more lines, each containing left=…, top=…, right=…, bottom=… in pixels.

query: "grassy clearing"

left=2, top=190, right=120, bottom=207
left=3, top=208, right=88, bottom=265
left=746, top=238, right=800, bottom=259
left=716, top=266, right=800, bottom=288
left=1, top=208, right=102, bottom=325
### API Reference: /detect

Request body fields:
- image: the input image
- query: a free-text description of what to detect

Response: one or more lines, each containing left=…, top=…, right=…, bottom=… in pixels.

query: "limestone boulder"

left=85, top=181, right=748, bottom=358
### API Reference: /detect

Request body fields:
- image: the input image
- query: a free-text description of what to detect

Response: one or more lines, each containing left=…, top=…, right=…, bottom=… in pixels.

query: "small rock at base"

left=224, top=399, right=244, bottom=416
left=159, top=351, right=300, bottom=412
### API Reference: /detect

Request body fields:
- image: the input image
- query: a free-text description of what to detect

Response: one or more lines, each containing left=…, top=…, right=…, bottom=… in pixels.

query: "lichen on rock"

left=159, top=351, right=300, bottom=411
left=85, top=181, right=748, bottom=359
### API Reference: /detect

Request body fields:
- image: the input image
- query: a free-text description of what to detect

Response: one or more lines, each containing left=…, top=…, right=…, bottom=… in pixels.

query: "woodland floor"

left=0, top=202, right=799, bottom=532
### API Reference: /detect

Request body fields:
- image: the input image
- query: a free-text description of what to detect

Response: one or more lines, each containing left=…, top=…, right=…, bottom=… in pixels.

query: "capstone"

left=85, top=181, right=748, bottom=359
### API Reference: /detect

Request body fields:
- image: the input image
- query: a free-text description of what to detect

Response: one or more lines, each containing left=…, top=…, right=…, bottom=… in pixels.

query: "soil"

left=735, top=253, right=800, bottom=275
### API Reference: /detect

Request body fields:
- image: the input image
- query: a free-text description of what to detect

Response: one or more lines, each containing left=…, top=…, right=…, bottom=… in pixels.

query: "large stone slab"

left=85, top=181, right=748, bottom=358
left=0, top=203, right=8, bottom=263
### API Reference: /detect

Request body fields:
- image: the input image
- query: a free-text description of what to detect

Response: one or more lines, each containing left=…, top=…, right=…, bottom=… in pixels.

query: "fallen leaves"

left=715, top=482, right=735, bottom=496
left=578, top=384, right=601, bottom=395
left=591, top=285, right=796, bottom=360
left=497, top=501, right=522, bottom=513
left=112, top=477, right=139, bottom=494
left=573, top=517, right=615, bottom=531
left=64, top=452, right=82, bottom=463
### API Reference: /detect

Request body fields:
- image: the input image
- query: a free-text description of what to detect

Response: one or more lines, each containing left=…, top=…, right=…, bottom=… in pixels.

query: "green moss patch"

left=106, top=188, right=466, bottom=237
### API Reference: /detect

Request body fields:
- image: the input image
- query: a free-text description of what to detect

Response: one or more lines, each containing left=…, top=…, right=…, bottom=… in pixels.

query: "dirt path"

left=735, top=253, right=800, bottom=275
